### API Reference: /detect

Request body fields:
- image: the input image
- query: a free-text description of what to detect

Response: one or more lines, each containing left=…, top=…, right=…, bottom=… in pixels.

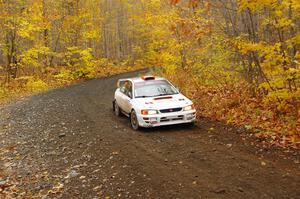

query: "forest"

left=0, top=0, right=299, bottom=145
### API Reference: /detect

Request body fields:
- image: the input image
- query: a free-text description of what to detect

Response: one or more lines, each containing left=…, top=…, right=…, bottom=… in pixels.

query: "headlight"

left=183, top=104, right=195, bottom=111
left=141, top=109, right=158, bottom=115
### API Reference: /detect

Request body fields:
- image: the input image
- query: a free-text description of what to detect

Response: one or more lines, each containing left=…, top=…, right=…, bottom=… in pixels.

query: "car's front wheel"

left=113, top=100, right=121, bottom=116
left=130, top=110, right=140, bottom=130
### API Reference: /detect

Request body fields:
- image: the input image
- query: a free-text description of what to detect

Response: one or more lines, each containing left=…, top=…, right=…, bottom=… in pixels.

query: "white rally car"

left=113, top=76, right=196, bottom=130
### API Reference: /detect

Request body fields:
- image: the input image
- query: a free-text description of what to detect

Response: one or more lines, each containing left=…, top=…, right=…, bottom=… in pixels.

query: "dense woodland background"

left=0, top=0, right=299, bottom=145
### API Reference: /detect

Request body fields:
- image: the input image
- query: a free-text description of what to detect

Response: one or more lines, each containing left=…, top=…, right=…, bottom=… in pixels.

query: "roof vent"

left=141, top=76, right=155, bottom=80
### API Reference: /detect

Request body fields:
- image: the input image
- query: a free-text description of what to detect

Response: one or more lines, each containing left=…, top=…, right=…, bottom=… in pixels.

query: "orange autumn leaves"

left=170, top=0, right=200, bottom=8
left=165, top=0, right=299, bottom=147
left=169, top=0, right=212, bottom=41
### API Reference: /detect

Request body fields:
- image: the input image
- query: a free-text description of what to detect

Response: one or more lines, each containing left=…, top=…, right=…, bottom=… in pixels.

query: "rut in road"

left=0, top=70, right=299, bottom=199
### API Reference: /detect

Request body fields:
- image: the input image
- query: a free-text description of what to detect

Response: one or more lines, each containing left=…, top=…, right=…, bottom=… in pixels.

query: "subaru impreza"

left=113, top=76, right=196, bottom=130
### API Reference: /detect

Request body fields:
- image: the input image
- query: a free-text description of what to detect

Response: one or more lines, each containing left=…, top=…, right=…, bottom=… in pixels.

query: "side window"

left=127, top=82, right=133, bottom=98
left=124, top=81, right=133, bottom=98
left=119, top=81, right=126, bottom=93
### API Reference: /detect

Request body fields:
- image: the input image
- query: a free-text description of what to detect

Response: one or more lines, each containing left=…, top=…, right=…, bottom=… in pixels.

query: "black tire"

left=113, top=100, right=121, bottom=116
left=130, top=110, right=140, bottom=130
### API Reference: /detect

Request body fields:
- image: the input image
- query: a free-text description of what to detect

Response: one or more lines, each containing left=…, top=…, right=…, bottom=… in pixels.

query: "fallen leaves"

left=167, top=71, right=299, bottom=149
left=49, top=182, right=64, bottom=194
left=261, top=161, right=267, bottom=166
left=0, top=180, right=11, bottom=192
left=66, top=170, right=79, bottom=179
left=254, top=132, right=300, bottom=149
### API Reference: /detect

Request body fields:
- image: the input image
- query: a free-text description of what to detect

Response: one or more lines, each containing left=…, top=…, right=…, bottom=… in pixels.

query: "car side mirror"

left=128, top=92, right=132, bottom=99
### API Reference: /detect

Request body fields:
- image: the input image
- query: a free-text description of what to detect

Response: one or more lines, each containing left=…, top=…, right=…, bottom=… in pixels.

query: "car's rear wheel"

left=113, top=100, right=121, bottom=116
left=130, top=110, right=139, bottom=130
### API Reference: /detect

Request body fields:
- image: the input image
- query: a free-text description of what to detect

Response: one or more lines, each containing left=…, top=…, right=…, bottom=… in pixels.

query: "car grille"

left=160, top=107, right=182, bottom=113
left=160, top=115, right=184, bottom=122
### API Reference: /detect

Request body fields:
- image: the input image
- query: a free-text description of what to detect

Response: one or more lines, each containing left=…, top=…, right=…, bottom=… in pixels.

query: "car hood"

left=133, top=94, right=192, bottom=110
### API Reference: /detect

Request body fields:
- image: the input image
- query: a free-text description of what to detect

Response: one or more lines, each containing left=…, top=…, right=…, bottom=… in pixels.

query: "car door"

left=115, top=80, right=126, bottom=110
left=122, top=81, right=133, bottom=114
left=116, top=80, right=132, bottom=114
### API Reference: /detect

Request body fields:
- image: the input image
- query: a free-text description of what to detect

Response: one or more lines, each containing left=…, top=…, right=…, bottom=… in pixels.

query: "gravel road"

left=0, top=70, right=299, bottom=199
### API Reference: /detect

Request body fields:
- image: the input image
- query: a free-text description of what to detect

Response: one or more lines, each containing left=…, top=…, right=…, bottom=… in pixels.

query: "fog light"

left=150, top=117, right=157, bottom=124
left=186, top=114, right=194, bottom=120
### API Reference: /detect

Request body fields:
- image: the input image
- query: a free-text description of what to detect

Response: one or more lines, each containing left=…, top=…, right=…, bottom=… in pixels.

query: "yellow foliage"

left=26, top=78, right=48, bottom=92
left=237, top=0, right=276, bottom=12
left=0, top=86, right=6, bottom=99
left=20, top=46, right=51, bottom=68
left=54, top=69, right=74, bottom=84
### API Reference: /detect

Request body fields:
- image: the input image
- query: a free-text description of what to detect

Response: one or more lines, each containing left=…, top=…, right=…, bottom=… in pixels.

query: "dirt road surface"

left=0, top=70, right=299, bottom=199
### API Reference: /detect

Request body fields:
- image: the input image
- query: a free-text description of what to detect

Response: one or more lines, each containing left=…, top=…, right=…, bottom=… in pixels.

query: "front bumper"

left=137, top=110, right=196, bottom=128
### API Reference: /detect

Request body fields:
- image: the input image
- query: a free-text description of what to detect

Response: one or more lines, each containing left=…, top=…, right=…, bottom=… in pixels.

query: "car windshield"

left=134, top=80, right=178, bottom=98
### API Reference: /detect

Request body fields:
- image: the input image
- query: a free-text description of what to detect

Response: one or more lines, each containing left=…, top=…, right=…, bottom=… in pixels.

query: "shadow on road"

left=139, top=123, right=196, bottom=134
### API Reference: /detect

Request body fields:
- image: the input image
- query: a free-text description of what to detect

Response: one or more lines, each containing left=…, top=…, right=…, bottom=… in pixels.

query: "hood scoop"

left=153, top=96, right=173, bottom=100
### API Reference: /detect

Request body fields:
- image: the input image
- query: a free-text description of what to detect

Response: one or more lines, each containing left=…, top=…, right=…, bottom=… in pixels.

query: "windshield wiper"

left=135, top=95, right=153, bottom=98
left=136, top=93, right=177, bottom=98
left=152, top=93, right=175, bottom=97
